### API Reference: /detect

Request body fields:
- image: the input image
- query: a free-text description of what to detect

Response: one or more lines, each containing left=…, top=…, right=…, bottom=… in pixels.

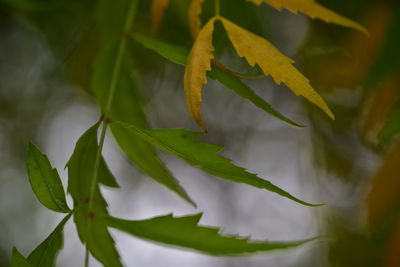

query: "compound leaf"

left=220, top=17, right=334, bottom=119
left=117, top=123, right=320, bottom=206
left=106, top=213, right=316, bottom=255
left=26, top=143, right=70, bottom=213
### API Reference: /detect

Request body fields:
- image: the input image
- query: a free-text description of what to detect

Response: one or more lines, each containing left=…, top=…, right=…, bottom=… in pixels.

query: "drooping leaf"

left=27, top=213, right=72, bottom=267
left=117, top=123, right=320, bottom=206
left=26, top=142, right=70, bottom=213
left=220, top=17, right=335, bottom=120
left=184, top=18, right=216, bottom=131
left=151, top=0, right=171, bottom=35
left=134, top=34, right=302, bottom=127
left=106, top=213, right=316, bottom=255
left=188, top=0, right=204, bottom=39
left=249, top=0, right=367, bottom=35
left=11, top=248, right=34, bottom=267
left=67, top=123, right=122, bottom=267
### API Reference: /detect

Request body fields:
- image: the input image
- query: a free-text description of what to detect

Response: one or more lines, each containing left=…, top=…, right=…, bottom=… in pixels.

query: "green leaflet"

left=106, top=213, right=315, bottom=255
left=207, top=68, right=303, bottom=127
left=66, top=122, right=119, bottom=189
left=92, top=42, right=194, bottom=207
left=11, top=248, right=34, bottom=267
left=67, top=123, right=122, bottom=267
left=27, top=213, right=72, bottom=267
left=26, top=142, right=70, bottom=213
left=134, top=34, right=189, bottom=65
left=117, top=123, right=320, bottom=206
left=134, top=34, right=301, bottom=127
left=378, top=98, right=400, bottom=148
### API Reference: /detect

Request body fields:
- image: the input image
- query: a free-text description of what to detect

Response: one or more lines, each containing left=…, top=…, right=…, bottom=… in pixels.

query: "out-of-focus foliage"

left=299, top=1, right=400, bottom=266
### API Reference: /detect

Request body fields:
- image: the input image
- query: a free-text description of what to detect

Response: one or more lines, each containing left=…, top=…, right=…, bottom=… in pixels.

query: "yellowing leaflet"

left=249, top=0, right=367, bottom=35
left=219, top=17, right=334, bottom=119
left=184, top=18, right=216, bottom=131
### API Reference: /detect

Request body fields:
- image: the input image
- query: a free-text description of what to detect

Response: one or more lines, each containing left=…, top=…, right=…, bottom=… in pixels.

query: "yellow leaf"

left=184, top=18, right=216, bottom=131
left=219, top=17, right=334, bottom=119
left=188, top=0, right=205, bottom=39
left=249, top=0, right=367, bottom=35
left=151, top=0, right=170, bottom=35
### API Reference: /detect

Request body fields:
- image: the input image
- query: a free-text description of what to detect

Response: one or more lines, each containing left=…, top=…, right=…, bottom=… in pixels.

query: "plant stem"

left=85, top=0, right=138, bottom=264
left=84, top=248, right=90, bottom=267
left=215, top=0, right=220, bottom=16
left=88, top=0, right=138, bottom=215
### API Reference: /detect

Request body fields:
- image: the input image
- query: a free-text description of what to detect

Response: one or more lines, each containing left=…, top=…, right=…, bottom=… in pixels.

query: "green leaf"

left=98, top=156, right=119, bottom=188
left=378, top=98, right=400, bottom=148
left=27, top=213, right=72, bottom=267
left=134, top=34, right=190, bottom=65
left=134, top=34, right=301, bottom=127
left=117, top=123, right=320, bottom=206
left=11, top=248, right=34, bottom=267
left=93, top=36, right=194, bottom=206
left=106, top=213, right=316, bottom=255
left=207, top=67, right=303, bottom=128
left=26, top=142, right=70, bottom=213
left=67, top=123, right=122, bottom=267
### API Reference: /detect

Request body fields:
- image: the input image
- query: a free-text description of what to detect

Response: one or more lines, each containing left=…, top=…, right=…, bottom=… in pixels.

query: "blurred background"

left=0, top=0, right=399, bottom=266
